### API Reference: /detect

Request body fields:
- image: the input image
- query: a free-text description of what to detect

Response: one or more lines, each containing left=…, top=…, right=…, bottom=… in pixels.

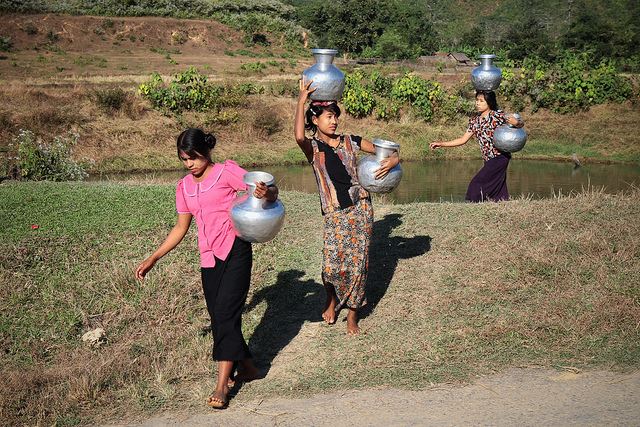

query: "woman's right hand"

left=429, top=141, right=444, bottom=150
left=298, top=78, right=316, bottom=102
left=135, top=257, right=156, bottom=281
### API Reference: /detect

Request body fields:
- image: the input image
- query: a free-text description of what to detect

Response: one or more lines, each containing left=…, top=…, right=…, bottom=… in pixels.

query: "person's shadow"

left=243, top=269, right=321, bottom=377
left=230, top=214, right=429, bottom=397
left=360, top=213, right=432, bottom=319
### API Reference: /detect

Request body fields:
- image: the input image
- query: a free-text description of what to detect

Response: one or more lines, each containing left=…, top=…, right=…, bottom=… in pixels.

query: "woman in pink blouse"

left=430, top=91, right=524, bottom=202
left=135, top=128, right=278, bottom=409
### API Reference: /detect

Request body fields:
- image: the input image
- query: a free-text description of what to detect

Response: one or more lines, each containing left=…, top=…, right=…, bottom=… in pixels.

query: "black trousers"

left=201, top=238, right=252, bottom=361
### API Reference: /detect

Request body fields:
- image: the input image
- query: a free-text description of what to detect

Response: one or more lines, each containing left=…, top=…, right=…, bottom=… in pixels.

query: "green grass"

left=1, top=182, right=639, bottom=425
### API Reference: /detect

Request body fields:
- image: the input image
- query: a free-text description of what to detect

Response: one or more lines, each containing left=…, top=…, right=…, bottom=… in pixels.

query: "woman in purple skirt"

left=430, top=91, right=524, bottom=202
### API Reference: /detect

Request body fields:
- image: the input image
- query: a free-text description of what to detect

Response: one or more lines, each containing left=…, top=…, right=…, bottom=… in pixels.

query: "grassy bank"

left=2, top=14, right=640, bottom=175
left=1, top=76, right=639, bottom=178
left=1, top=182, right=638, bottom=425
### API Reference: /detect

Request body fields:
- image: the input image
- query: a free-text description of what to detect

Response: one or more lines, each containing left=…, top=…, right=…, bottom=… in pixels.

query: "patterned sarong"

left=322, top=198, right=373, bottom=309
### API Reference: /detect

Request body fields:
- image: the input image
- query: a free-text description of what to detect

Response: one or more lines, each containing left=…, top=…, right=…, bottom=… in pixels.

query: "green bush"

left=93, top=87, right=128, bottom=113
left=138, top=68, right=255, bottom=114
left=369, top=70, right=392, bottom=97
left=13, top=129, right=87, bottom=181
left=253, top=109, right=283, bottom=135
left=374, top=99, right=401, bottom=121
left=240, top=61, right=267, bottom=72
left=390, top=74, right=440, bottom=121
left=341, top=70, right=467, bottom=122
left=501, top=53, right=634, bottom=113
left=0, top=36, right=12, bottom=52
left=342, top=71, right=375, bottom=118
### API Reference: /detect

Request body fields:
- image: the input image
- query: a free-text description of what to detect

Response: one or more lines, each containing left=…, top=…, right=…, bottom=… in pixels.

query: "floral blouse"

left=467, top=110, right=508, bottom=161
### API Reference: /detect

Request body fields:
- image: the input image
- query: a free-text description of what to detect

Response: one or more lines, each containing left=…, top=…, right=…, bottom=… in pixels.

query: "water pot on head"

left=230, top=171, right=285, bottom=243
left=302, top=48, right=345, bottom=101
left=493, top=113, right=527, bottom=153
left=357, top=139, right=403, bottom=193
left=471, top=54, right=502, bottom=91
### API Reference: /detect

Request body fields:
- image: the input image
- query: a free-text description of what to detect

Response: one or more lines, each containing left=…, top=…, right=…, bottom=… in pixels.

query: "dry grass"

left=2, top=76, right=638, bottom=175
left=0, top=182, right=638, bottom=425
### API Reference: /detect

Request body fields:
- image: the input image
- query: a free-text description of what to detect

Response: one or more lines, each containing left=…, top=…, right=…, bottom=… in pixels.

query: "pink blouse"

left=175, top=160, right=247, bottom=267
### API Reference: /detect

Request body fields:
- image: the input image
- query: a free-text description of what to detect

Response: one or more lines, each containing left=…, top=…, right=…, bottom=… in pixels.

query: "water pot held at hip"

left=357, top=139, right=403, bottom=193
left=230, top=171, right=285, bottom=243
left=493, top=113, right=527, bottom=153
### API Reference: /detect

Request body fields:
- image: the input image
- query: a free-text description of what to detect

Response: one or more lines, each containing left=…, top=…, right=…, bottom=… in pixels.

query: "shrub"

left=374, top=99, right=401, bottom=121
left=501, top=53, right=634, bottom=113
left=0, top=36, right=12, bottom=52
left=342, top=71, right=375, bottom=118
left=240, top=61, right=267, bottom=72
left=93, top=87, right=127, bottom=113
left=369, top=70, right=392, bottom=97
left=23, top=22, right=38, bottom=35
left=171, top=30, right=187, bottom=44
left=205, top=110, right=240, bottom=126
left=253, top=109, right=283, bottom=135
left=46, top=30, right=59, bottom=43
left=390, top=74, right=439, bottom=121
left=266, top=80, right=298, bottom=97
left=13, top=129, right=87, bottom=181
left=138, top=68, right=250, bottom=114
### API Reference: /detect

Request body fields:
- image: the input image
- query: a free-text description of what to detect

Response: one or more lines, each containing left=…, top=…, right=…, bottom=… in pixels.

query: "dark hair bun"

left=205, top=133, right=216, bottom=149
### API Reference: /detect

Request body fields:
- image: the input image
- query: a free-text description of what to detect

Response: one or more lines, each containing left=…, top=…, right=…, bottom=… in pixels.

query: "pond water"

left=91, top=159, right=640, bottom=203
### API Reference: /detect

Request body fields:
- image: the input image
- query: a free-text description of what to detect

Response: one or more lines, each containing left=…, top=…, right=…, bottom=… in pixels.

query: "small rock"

left=82, top=328, right=106, bottom=348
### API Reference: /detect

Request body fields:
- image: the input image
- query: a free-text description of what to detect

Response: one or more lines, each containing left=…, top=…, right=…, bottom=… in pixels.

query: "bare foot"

left=346, top=308, right=360, bottom=336
left=322, top=297, right=337, bottom=324
left=322, top=285, right=337, bottom=324
left=206, top=385, right=229, bottom=409
left=235, top=359, right=261, bottom=383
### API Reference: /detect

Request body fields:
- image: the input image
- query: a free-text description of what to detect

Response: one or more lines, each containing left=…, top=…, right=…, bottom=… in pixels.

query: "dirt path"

left=110, top=368, right=640, bottom=426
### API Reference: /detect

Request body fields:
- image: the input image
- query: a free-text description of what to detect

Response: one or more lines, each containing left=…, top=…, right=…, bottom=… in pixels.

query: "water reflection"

left=90, top=159, right=640, bottom=203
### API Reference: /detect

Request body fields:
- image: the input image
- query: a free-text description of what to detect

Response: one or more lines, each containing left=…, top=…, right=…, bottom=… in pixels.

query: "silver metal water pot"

left=302, top=48, right=345, bottom=101
left=471, top=54, right=502, bottom=91
left=493, top=114, right=527, bottom=153
left=357, top=139, right=402, bottom=193
left=230, top=171, right=285, bottom=243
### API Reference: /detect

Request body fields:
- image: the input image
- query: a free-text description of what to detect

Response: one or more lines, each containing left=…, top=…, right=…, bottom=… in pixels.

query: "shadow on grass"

left=235, top=213, right=430, bottom=390
left=244, top=269, right=322, bottom=377
left=361, top=213, right=432, bottom=319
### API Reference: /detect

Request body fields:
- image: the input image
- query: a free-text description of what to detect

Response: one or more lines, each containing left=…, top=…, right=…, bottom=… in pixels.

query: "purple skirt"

left=466, top=154, right=510, bottom=202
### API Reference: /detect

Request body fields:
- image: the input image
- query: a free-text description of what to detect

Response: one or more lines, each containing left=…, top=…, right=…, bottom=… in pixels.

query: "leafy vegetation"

left=501, top=53, right=634, bottom=113
left=138, top=67, right=252, bottom=114
left=93, top=87, right=128, bottom=113
left=295, top=0, right=640, bottom=69
left=11, top=129, right=87, bottom=181
left=342, top=70, right=472, bottom=122
left=298, top=0, right=436, bottom=57
left=0, top=0, right=305, bottom=51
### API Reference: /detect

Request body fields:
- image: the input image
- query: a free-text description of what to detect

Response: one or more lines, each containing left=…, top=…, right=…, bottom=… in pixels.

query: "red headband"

left=310, top=100, right=337, bottom=107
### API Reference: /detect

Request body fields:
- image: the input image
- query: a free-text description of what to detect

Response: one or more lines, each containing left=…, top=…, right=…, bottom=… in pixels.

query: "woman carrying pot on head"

left=430, top=90, right=524, bottom=202
left=135, top=128, right=279, bottom=409
left=294, top=79, right=400, bottom=336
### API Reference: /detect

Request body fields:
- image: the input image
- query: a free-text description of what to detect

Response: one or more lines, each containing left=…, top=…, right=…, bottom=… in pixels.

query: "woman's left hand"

left=374, top=156, right=399, bottom=179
